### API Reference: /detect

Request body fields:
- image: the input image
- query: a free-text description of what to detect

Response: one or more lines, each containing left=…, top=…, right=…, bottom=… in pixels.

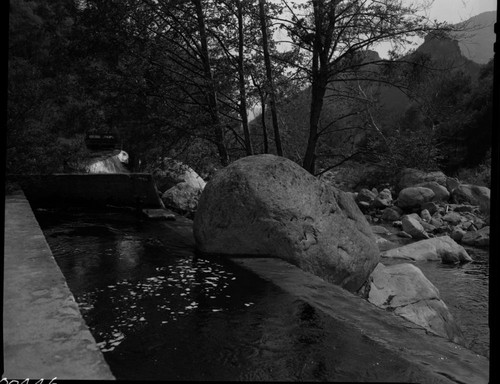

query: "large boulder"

left=367, top=263, right=464, bottom=345
left=152, top=157, right=206, bottom=193
left=194, top=154, right=380, bottom=292
left=397, top=187, right=435, bottom=210
left=381, top=236, right=472, bottom=263
left=416, top=181, right=450, bottom=202
left=397, top=168, right=447, bottom=191
left=452, top=184, right=490, bottom=214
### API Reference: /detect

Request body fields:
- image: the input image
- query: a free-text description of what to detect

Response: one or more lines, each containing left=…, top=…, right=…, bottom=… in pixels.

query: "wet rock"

left=162, top=182, right=202, bottom=215
left=402, top=215, right=429, bottom=240
left=397, top=168, right=447, bottom=191
left=367, top=263, right=465, bottom=345
left=397, top=187, right=435, bottom=210
left=381, top=236, right=472, bottom=263
left=381, top=207, right=402, bottom=222
left=194, top=154, right=379, bottom=292
left=452, top=184, right=490, bottom=214
left=416, top=181, right=450, bottom=202
left=442, top=212, right=463, bottom=226
left=461, top=226, right=490, bottom=247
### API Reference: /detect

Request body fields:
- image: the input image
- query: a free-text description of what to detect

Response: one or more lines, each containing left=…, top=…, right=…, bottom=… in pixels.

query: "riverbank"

left=3, top=190, right=114, bottom=379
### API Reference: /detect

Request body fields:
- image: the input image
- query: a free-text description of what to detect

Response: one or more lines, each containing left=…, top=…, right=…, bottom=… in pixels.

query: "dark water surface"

left=35, top=208, right=489, bottom=380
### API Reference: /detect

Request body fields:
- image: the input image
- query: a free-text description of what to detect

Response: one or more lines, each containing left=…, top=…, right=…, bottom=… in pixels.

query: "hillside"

left=249, top=11, right=494, bottom=167
left=455, top=11, right=496, bottom=64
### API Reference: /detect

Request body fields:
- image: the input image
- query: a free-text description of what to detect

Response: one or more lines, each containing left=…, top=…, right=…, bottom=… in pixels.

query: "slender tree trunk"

left=258, top=0, right=282, bottom=156
left=192, top=0, right=229, bottom=166
left=303, top=0, right=330, bottom=174
left=304, top=78, right=327, bottom=174
left=260, top=95, right=269, bottom=153
left=237, top=0, right=253, bottom=156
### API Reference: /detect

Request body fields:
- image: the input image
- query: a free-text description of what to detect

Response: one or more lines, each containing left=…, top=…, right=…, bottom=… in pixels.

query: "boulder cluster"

left=351, top=168, right=490, bottom=248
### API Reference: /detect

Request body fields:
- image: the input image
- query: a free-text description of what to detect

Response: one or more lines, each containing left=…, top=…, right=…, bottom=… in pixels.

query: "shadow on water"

left=35, top=208, right=488, bottom=380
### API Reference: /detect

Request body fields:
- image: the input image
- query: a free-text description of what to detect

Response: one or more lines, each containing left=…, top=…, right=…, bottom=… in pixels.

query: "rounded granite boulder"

left=193, top=154, right=380, bottom=292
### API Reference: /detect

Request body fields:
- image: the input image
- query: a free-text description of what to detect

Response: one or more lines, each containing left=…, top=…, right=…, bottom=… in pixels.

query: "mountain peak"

left=454, top=10, right=496, bottom=64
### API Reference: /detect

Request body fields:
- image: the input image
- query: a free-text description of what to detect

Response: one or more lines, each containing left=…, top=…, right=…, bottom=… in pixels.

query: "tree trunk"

left=303, top=0, right=329, bottom=174
left=237, top=0, right=253, bottom=156
left=192, top=0, right=229, bottom=166
left=258, top=0, right=283, bottom=156
left=260, top=95, right=269, bottom=153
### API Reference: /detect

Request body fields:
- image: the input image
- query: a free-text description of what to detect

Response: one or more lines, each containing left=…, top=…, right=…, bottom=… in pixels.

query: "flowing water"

left=34, top=208, right=489, bottom=380
left=383, top=247, right=489, bottom=358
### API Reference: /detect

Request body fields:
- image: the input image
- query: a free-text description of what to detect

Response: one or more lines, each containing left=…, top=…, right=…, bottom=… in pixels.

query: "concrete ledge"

left=11, top=173, right=163, bottom=208
left=3, top=191, right=115, bottom=380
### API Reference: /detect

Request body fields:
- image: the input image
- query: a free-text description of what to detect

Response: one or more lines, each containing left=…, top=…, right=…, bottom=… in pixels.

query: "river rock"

left=374, top=236, right=398, bottom=252
left=420, top=209, right=432, bottom=222
left=397, top=187, right=435, bottom=210
left=442, top=211, right=463, bottom=225
left=152, top=157, right=206, bottom=193
left=461, top=226, right=490, bottom=247
left=416, top=181, right=450, bottom=202
left=367, top=263, right=464, bottom=345
left=372, top=188, right=393, bottom=209
left=450, top=227, right=466, bottom=242
left=194, top=154, right=379, bottom=292
left=356, top=188, right=377, bottom=205
left=381, top=236, right=472, bottom=263
left=397, top=168, right=447, bottom=191
left=381, top=207, right=402, bottom=222
left=401, top=215, right=429, bottom=240
left=421, top=201, right=439, bottom=215
left=452, top=184, right=490, bottom=213
left=161, top=182, right=203, bottom=215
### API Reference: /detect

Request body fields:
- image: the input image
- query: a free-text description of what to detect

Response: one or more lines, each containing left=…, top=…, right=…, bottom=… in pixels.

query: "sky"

left=425, top=0, right=496, bottom=23
left=374, top=0, right=497, bottom=58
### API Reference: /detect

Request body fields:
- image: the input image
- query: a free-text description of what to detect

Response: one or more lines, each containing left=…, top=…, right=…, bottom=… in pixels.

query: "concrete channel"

left=3, top=189, right=490, bottom=382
